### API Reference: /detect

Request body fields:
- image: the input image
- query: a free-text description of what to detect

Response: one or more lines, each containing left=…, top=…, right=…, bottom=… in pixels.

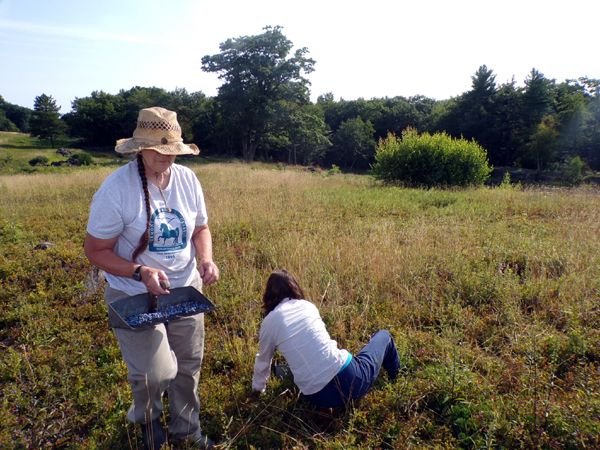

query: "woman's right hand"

left=139, top=265, right=170, bottom=296
left=84, top=234, right=171, bottom=295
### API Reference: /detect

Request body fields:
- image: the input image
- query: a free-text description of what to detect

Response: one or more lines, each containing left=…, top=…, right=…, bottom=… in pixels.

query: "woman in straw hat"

left=84, top=107, right=217, bottom=449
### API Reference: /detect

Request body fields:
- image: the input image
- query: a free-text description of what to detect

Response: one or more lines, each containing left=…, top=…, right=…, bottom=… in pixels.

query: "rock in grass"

left=34, top=241, right=55, bottom=250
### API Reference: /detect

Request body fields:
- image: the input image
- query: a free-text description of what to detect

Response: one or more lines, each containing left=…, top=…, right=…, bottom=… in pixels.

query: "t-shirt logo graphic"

left=149, top=208, right=187, bottom=252
left=158, top=223, right=179, bottom=243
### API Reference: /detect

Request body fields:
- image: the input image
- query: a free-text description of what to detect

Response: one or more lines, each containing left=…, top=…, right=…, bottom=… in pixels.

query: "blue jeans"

left=304, top=330, right=400, bottom=408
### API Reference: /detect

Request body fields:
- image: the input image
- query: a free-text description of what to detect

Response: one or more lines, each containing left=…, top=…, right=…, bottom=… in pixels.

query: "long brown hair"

left=131, top=153, right=151, bottom=262
left=262, top=269, right=305, bottom=316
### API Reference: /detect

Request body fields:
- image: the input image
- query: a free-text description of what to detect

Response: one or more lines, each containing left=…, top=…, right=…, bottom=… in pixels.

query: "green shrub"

left=560, top=155, right=586, bottom=185
left=68, top=152, right=93, bottom=166
left=0, top=154, right=13, bottom=168
left=327, top=164, right=341, bottom=175
left=28, top=155, right=49, bottom=167
left=372, top=128, right=492, bottom=187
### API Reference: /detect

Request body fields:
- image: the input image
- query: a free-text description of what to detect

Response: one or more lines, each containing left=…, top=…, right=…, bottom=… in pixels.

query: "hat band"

left=137, top=120, right=181, bottom=133
left=134, top=136, right=184, bottom=145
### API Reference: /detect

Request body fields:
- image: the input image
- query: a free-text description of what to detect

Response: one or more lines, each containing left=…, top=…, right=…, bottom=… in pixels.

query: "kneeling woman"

left=251, top=269, right=400, bottom=408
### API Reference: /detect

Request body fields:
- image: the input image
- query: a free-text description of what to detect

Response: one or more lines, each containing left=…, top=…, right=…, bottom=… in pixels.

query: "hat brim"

left=115, top=138, right=200, bottom=156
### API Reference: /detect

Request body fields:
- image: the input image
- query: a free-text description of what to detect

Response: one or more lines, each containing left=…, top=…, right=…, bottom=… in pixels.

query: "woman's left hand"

left=198, top=260, right=219, bottom=286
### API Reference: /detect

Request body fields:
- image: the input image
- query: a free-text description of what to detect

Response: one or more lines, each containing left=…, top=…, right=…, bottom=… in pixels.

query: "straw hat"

left=115, top=107, right=199, bottom=155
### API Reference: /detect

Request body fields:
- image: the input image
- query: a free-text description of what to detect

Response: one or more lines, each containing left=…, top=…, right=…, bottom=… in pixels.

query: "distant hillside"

left=0, top=132, right=120, bottom=174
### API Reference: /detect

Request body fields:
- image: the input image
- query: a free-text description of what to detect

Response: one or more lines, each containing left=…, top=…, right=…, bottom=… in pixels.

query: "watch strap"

left=132, top=265, right=143, bottom=281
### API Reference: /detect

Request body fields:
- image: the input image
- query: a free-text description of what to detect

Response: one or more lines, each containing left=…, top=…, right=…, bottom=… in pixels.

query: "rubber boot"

left=141, top=418, right=166, bottom=450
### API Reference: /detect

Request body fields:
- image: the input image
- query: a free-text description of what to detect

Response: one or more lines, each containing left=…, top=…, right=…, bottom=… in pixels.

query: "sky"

left=1, top=0, right=599, bottom=113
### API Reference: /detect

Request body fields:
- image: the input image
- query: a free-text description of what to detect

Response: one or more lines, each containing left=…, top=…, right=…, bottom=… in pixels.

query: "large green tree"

left=272, top=102, right=331, bottom=165
left=554, top=80, right=589, bottom=161
left=0, top=95, right=31, bottom=132
left=0, top=110, right=17, bottom=132
left=434, top=66, right=503, bottom=164
left=524, top=114, right=559, bottom=171
left=522, top=69, right=555, bottom=129
left=201, top=25, right=315, bottom=161
left=64, top=87, right=211, bottom=148
left=330, top=117, right=376, bottom=170
left=584, top=84, right=600, bottom=169
left=0, top=95, right=18, bottom=131
left=29, top=94, right=65, bottom=146
left=460, top=65, right=498, bottom=149
left=514, top=69, right=557, bottom=167
left=64, top=91, right=124, bottom=146
left=318, top=95, right=432, bottom=142
left=487, top=80, right=524, bottom=166
left=554, top=78, right=600, bottom=169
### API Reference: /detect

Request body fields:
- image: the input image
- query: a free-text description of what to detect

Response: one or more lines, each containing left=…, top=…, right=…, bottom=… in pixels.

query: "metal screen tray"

left=107, top=286, right=215, bottom=329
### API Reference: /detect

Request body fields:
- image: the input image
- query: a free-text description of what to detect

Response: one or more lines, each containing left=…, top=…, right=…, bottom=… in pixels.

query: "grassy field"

left=0, top=134, right=599, bottom=449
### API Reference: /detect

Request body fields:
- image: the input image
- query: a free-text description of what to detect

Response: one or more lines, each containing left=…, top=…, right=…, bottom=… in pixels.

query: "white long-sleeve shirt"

left=252, top=298, right=350, bottom=395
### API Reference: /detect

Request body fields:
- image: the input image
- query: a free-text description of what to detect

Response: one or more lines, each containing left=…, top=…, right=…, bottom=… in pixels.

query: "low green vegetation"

left=0, top=160, right=598, bottom=449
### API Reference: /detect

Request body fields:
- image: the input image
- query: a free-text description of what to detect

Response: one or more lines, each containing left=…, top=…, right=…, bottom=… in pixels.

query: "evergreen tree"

left=457, top=65, right=498, bottom=157
left=489, top=80, right=524, bottom=166
left=29, top=94, right=65, bottom=146
left=582, top=82, right=600, bottom=169
left=515, top=69, right=557, bottom=167
left=522, top=69, right=555, bottom=130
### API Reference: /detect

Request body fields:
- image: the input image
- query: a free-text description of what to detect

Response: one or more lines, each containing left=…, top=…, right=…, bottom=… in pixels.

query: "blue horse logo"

left=149, top=208, right=186, bottom=252
left=158, top=223, right=179, bottom=244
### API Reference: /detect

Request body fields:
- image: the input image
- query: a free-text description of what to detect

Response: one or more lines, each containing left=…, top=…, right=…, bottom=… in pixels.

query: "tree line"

left=1, top=26, right=599, bottom=171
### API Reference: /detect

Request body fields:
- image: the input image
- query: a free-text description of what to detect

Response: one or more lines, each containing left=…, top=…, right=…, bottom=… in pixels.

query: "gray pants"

left=104, top=275, right=205, bottom=440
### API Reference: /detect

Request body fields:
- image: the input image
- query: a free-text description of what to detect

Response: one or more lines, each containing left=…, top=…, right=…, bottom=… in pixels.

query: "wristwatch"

left=132, top=265, right=143, bottom=282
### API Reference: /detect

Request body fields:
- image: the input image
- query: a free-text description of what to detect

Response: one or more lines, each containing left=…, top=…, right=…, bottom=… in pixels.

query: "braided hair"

left=131, top=153, right=151, bottom=262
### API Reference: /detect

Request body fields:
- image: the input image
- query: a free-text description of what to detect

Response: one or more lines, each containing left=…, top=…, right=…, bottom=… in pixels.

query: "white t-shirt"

left=87, top=159, right=208, bottom=295
left=252, top=298, right=350, bottom=395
